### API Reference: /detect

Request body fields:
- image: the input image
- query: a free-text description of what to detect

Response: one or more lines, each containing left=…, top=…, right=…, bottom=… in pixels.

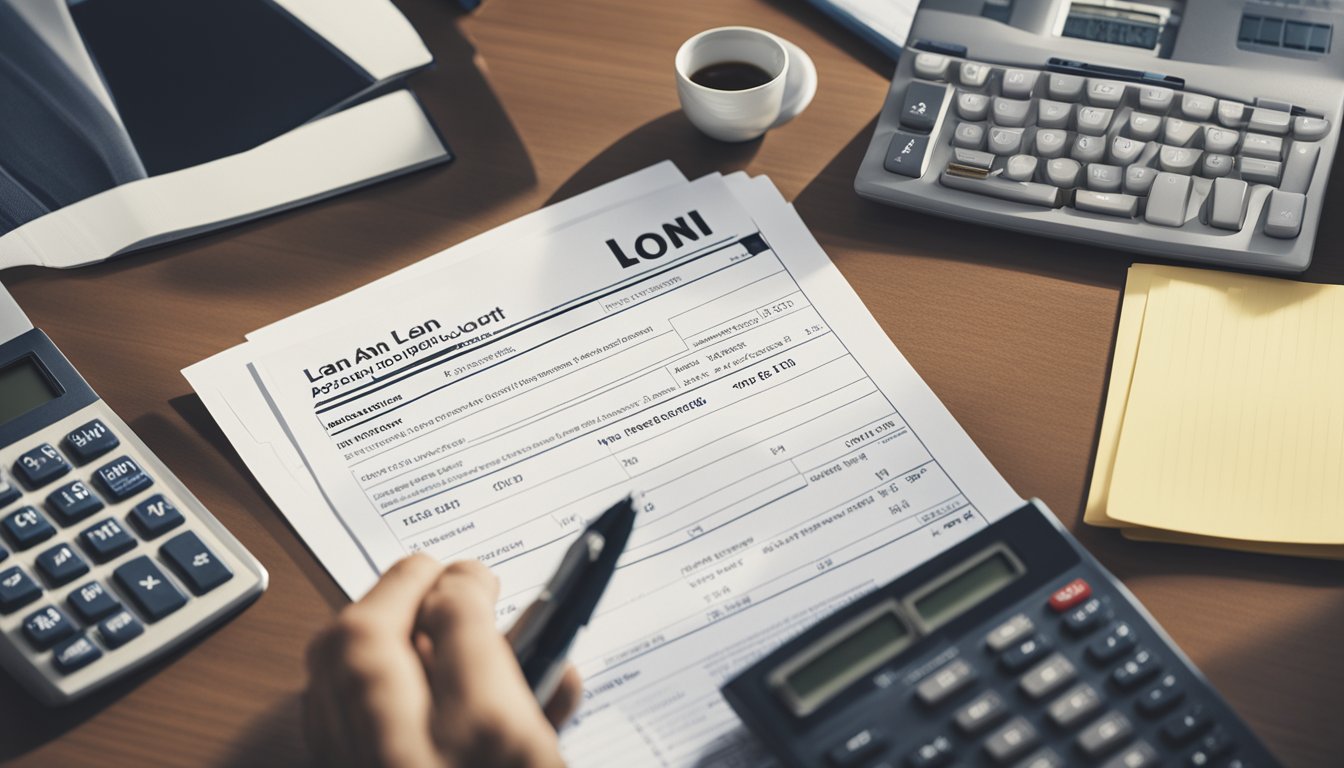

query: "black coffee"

left=690, top=61, right=774, bottom=91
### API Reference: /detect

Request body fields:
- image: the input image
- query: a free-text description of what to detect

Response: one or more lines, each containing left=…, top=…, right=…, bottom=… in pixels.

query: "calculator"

left=722, top=499, right=1279, bottom=767
left=0, top=299, right=267, bottom=704
left=854, top=0, right=1344, bottom=273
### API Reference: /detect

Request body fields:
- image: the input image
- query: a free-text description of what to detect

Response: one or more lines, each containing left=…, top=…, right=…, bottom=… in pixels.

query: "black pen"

left=506, top=494, right=638, bottom=702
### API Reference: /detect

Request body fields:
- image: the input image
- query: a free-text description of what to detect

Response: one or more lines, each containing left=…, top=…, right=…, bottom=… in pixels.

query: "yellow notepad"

left=1086, top=264, right=1344, bottom=558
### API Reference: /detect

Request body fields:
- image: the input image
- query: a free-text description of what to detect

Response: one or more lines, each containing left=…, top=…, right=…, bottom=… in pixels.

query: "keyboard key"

left=1144, top=172, right=1192, bottom=227
left=1047, top=73, right=1084, bottom=101
left=1001, top=633, right=1052, bottom=672
left=827, top=727, right=887, bottom=767
left=984, top=717, right=1038, bottom=764
left=913, top=52, right=950, bottom=80
left=959, top=61, right=991, bottom=88
left=1087, top=621, right=1136, bottom=663
left=1075, top=191, right=1138, bottom=218
left=1200, top=153, right=1234, bottom=179
left=1158, top=145, right=1201, bottom=174
left=1138, top=86, right=1174, bottom=113
left=991, top=97, right=1030, bottom=127
left=114, top=556, right=187, bottom=621
left=1280, top=142, right=1320, bottom=194
left=1077, top=711, right=1134, bottom=759
left=1004, top=155, right=1038, bottom=182
left=1036, top=99, right=1071, bottom=129
left=1208, top=178, right=1249, bottom=230
left=1293, top=115, right=1329, bottom=140
left=1110, top=137, right=1144, bottom=165
left=1000, top=69, right=1037, bottom=99
left=1047, top=682, right=1103, bottom=728
left=161, top=531, right=233, bottom=595
left=22, top=605, right=76, bottom=651
left=1126, top=113, right=1162, bottom=141
left=939, top=172, right=1063, bottom=207
left=985, top=613, right=1034, bottom=652
left=0, top=565, right=42, bottom=613
left=885, top=131, right=931, bottom=178
left=1020, top=652, right=1075, bottom=699
left=68, top=580, right=121, bottom=623
left=1045, top=158, right=1082, bottom=189
left=1238, top=156, right=1281, bottom=186
left=46, top=480, right=104, bottom=526
left=1100, top=741, right=1159, bottom=768
left=1085, top=164, right=1123, bottom=193
left=0, top=469, right=20, bottom=509
left=901, top=81, right=950, bottom=132
left=98, top=609, right=145, bottom=650
left=1180, top=93, right=1215, bottom=121
left=94, top=456, right=154, bottom=501
left=1240, top=133, right=1283, bottom=160
left=14, top=444, right=70, bottom=489
left=51, top=633, right=102, bottom=674
left=1248, top=107, right=1291, bottom=135
left=1203, top=126, right=1239, bottom=155
left=1162, top=704, right=1211, bottom=745
left=1063, top=596, right=1109, bottom=634
left=1076, top=107, right=1113, bottom=136
left=955, top=690, right=1007, bottom=734
left=1086, top=79, right=1126, bottom=108
left=2, top=506, right=55, bottom=550
left=129, top=494, right=185, bottom=539
left=79, top=517, right=137, bottom=563
left=35, top=543, right=89, bottom=587
left=906, top=734, right=953, bottom=768
left=953, top=122, right=985, bottom=149
left=989, top=127, right=1024, bottom=155
left=916, top=658, right=976, bottom=706
left=1112, top=648, right=1162, bottom=690
left=1136, top=672, right=1185, bottom=716
left=1034, top=129, right=1068, bottom=158
left=952, top=148, right=995, bottom=172
left=1071, top=135, right=1106, bottom=164
left=957, top=91, right=990, bottom=121
left=1216, top=100, right=1246, bottom=127
left=1263, top=189, right=1305, bottom=238
left=63, top=419, right=120, bottom=464
left=1011, top=748, right=1063, bottom=768
left=1162, top=118, right=1199, bottom=147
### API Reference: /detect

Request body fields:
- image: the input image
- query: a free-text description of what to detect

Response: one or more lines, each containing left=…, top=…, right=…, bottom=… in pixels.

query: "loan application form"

left=239, top=172, right=1019, bottom=764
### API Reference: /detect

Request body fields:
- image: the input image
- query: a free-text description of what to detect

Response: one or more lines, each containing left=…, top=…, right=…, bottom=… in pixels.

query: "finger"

left=349, top=553, right=446, bottom=637
left=543, top=664, right=584, bottom=729
left=415, top=561, right=509, bottom=705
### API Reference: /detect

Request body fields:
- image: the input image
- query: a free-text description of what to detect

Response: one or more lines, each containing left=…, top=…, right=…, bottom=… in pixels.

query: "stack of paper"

left=1086, top=263, right=1344, bottom=559
left=185, top=163, right=1022, bottom=765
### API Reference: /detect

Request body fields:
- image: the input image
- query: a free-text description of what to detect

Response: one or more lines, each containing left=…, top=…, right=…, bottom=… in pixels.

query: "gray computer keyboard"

left=855, top=0, right=1344, bottom=273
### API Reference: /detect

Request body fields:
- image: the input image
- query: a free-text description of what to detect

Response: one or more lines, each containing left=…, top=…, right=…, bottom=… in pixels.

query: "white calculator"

left=0, top=287, right=267, bottom=704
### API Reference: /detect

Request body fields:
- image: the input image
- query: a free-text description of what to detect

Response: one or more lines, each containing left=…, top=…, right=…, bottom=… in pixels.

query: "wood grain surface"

left=2, top=0, right=1341, bottom=765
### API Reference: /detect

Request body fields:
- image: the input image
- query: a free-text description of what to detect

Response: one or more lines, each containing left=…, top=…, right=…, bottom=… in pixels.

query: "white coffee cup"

left=675, top=26, right=817, bottom=142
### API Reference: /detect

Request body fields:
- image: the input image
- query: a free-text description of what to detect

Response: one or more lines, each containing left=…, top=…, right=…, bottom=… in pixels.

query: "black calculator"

left=722, top=500, right=1279, bottom=768
left=0, top=311, right=267, bottom=704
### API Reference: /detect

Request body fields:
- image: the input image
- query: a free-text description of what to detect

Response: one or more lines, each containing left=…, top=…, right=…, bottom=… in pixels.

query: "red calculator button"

left=1049, top=578, right=1092, bottom=612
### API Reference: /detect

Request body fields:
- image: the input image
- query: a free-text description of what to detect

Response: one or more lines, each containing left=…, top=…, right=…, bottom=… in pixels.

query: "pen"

left=505, top=494, right=638, bottom=702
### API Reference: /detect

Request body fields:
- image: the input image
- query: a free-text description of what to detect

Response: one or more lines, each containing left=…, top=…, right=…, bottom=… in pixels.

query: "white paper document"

left=185, top=166, right=1018, bottom=765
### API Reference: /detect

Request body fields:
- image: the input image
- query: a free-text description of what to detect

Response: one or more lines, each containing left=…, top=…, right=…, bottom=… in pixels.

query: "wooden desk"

left=2, top=0, right=1341, bottom=764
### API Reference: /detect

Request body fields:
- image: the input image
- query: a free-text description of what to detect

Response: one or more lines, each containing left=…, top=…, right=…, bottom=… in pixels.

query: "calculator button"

left=827, top=726, right=887, bottom=767
left=129, top=494, right=185, bottom=539
left=1185, top=726, right=1233, bottom=766
left=0, top=469, right=20, bottom=508
left=1077, top=711, right=1134, bottom=759
left=63, top=419, right=120, bottom=464
left=2, top=506, right=56, bottom=550
left=913, top=52, right=951, bottom=81
left=1019, top=652, right=1075, bottom=700
left=46, top=480, right=104, bottom=526
left=916, top=658, right=977, bottom=706
left=885, top=131, right=932, bottom=178
left=1046, top=73, right=1084, bottom=102
left=1136, top=672, right=1184, bottom=716
left=905, top=734, right=952, bottom=768
left=1010, top=748, right=1063, bottom=768
left=1216, top=100, right=1246, bottom=127
left=1047, top=682, right=1103, bottom=728
left=98, top=609, right=145, bottom=649
left=1162, top=703, right=1211, bottom=745
left=958, top=61, right=992, bottom=88
left=1086, top=79, right=1126, bottom=108
left=52, top=633, right=102, bottom=674
left=1112, top=648, right=1162, bottom=690
left=14, top=444, right=70, bottom=489
left=983, top=717, right=1038, bottom=764
left=0, top=543, right=6, bottom=563
left=1000, top=633, right=1052, bottom=673
left=35, top=543, right=89, bottom=586
left=114, top=556, right=187, bottom=621
left=22, top=605, right=77, bottom=651
left=78, top=517, right=138, bottom=563
left=0, top=565, right=43, bottom=613
left=1293, top=115, right=1329, bottom=141
left=901, top=81, right=950, bottom=132
left=954, top=690, right=1007, bottom=734
left=94, top=456, right=154, bottom=501
left=1100, top=740, right=1158, bottom=768
left=1087, top=622, right=1136, bottom=663
left=68, top=580, right=121, bottom=623
left=1263, top=189, right=1305, bottom=239
left=161, top=531, right=233, bottom=595
left=1062, top=597, right=1107, bottom=635
left=1000, top=69, right=1038, bottom=100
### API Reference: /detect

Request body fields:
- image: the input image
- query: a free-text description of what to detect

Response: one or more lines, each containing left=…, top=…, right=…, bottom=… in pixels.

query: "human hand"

left=303, top=555, right=583, bottom=767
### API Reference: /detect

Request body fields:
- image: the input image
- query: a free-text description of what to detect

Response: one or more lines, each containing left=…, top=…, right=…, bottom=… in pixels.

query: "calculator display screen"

left=913, top=549, right=1022, bottom=628
left=780, top=610, right=911, bottom=703
left=1062, top=5, right=1163, bottom=50
left=0, top=356, right=59, bottom=425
